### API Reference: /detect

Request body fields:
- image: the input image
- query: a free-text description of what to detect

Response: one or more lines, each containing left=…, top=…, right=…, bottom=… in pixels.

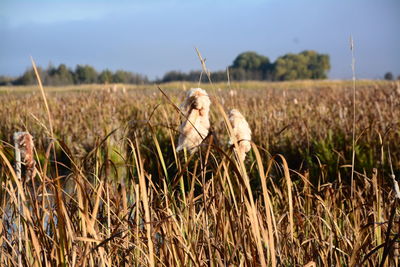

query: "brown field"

left=0, top=80, right=399, bottom=266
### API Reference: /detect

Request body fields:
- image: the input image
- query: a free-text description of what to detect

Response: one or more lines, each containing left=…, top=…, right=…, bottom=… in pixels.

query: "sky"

left=0, top=0, right=399, bottom=80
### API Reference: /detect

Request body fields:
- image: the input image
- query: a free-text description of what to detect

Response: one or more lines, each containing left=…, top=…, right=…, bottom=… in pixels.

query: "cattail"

left=229, top=109, right=252, bottom=161
left=177, top=88, right=211, bottom=153
left=14, top=132, right=36, bottom=181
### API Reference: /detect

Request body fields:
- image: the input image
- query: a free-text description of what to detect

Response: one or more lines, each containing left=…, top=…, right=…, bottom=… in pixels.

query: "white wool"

left=229, top=109, right=252, bottom=161
left=177, top=88, right=211, bottom=153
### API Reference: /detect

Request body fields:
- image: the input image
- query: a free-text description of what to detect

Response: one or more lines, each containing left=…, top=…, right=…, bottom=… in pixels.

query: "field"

left=0, top=80, right=399, bottom=266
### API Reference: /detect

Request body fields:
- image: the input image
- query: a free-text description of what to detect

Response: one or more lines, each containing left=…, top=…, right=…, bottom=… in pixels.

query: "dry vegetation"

left=0, top=80, right=399, bottom=266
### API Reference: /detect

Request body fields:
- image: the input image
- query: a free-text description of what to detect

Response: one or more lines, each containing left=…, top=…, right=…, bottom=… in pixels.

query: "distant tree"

left=230, top=51, right=272, bottom=80
left=45, top=64, right=74, bottom=85
left=272, top=50, right=330, bottom=81
left=384, top=72, right=393, bottom=80
left=46, top=63, right=57, bottom=77
left=75, top=65, right=98, bottom=84
left=186, top=71, right=201, bottom=82
left=99, top=69, right=113, bottom=84
left=132, top=73, right=149, bottom=84
left=14, top=67, right=46, bottom=85
left=0, top=76, right=14, bottom=85
left=397, top=75, right=400, bottom=80
left=229, top=68, right=247, bottom=81
left=112, top=70, right=149, bottom=84
left=10, top=64, right=149, bottom=86
left=56, top=64, right=74, bottom=84
left=273, top=54, right=301, bottom=81
left=231, top=51, right=270, bottom=70
left=131, top=73, right=149, bottom=84
left=301, top=50, right=330, bottom=79
left=160, top=70, right=227, bottom=83
left=112, top=70, right=129, bottom=83
left=162, top=71, right=186, bottom=82
left=210, top=70, right=227, bottom=82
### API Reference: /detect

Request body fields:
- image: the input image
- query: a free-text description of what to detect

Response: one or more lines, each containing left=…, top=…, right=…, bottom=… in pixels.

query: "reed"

left=0, top=78, right=398, bottom=266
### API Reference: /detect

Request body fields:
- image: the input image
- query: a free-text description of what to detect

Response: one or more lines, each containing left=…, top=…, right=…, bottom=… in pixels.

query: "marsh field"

left=0, top=80, right=399, bottom=266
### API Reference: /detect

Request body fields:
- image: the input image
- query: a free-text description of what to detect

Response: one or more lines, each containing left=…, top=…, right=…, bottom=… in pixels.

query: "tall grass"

left=0, top=79, right=399, bottom=266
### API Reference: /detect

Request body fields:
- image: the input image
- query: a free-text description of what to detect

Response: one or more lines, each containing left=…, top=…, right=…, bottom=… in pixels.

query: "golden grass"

left=0, top=80, right=399, bottom=266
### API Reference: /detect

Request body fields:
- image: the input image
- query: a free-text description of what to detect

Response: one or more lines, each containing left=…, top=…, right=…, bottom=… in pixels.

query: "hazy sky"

left=1, top=0, right=399, bottom=80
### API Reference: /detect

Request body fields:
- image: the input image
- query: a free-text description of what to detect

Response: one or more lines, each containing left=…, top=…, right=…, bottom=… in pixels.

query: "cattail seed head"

left=15, top=132, right=36, bottom=180
left=229, top=109, right=252, bottom=161
left=177, top=88, right=211, bottom=153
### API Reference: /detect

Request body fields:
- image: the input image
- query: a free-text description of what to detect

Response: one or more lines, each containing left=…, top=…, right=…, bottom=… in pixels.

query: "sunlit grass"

left=0, top=80, right=399, bottom=266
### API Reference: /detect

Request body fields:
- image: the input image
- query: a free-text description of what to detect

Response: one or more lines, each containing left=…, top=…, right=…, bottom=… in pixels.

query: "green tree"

left=0, top=76, right=14, bottom=85
left=229, top=68, right=247, bottom=81
left=56, top=64, right=74, bottom=85
left=273, top=54, right=302, bottom=81
left=46, top=64, right=74, bottom=85
left=112, top=70, right=132, bottom=83
left=14, top=67, right=46, bottom=85
left=230, top=51, right=272, bottom=80
left=130, top=73, right=149, bottom=84
left=272, top=50, right=330, bottom=81
left=301, top=50, right=330, bottom=79
left=112, top=70, right=148, bottom=84
left=210, top=71, right=227, bottom=82
left=384, top=72, right=393, bottom=80
left=162, top=71, right=186, bottom=82
left=99, top=69, right=113, bottom=84
left=231, top=51, right=270, bottom=70
left=75, top=65, right=98, bottom=84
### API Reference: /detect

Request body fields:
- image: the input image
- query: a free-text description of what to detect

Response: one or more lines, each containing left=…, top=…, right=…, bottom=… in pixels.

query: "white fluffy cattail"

left=177, top=88, right=211, bottom=153
left=229, top=109, right=252, bottom=161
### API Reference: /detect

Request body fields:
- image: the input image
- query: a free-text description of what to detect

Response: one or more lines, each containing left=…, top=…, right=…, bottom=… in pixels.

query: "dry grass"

left=0, top=80, right=399, bottom=266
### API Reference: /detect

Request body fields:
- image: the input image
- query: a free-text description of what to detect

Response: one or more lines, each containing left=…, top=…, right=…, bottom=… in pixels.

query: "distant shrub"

left=384, top=72, right=393, bottom=80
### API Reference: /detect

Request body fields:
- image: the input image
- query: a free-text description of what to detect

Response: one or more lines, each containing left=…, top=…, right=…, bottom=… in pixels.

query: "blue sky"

left=1, top=0, right=399, bottom=80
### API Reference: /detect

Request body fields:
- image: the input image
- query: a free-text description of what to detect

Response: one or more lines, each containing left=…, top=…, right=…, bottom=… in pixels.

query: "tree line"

left=0, top=64, right=149, bottom=86
left=160, top=50, right=331, bottom=83
left=2, top=50, right=397, bottom=86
